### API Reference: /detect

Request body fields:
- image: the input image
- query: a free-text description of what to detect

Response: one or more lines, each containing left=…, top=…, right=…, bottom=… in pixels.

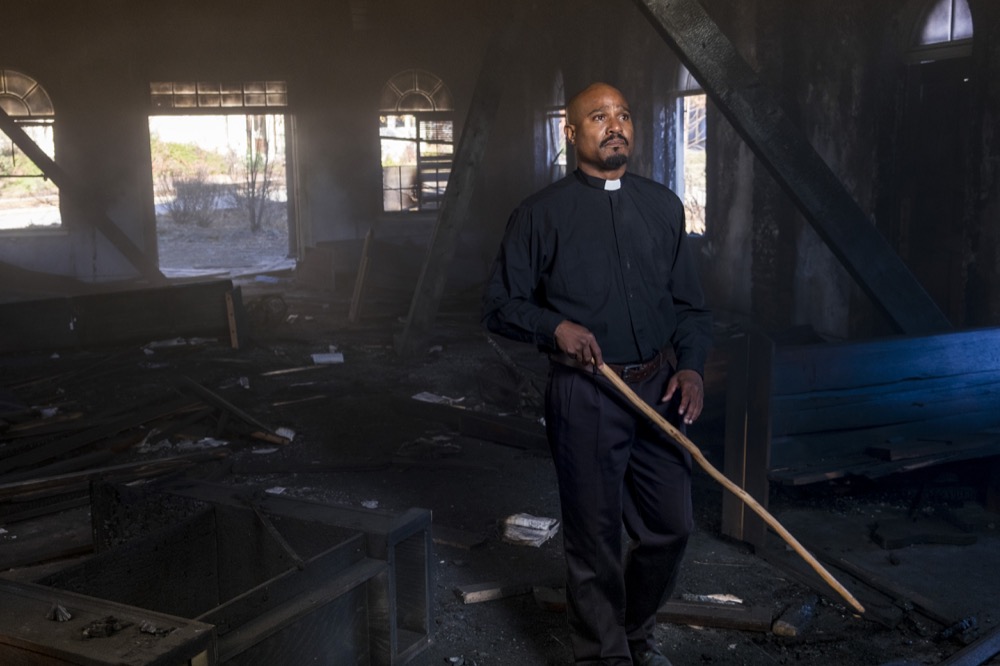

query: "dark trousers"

left=546, top=362, right=693, bottom=666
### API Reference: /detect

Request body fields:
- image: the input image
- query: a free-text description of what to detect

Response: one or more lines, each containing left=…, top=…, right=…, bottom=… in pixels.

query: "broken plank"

left=871, top=518, right=977, bottom=550
left=656, top=600, right=773, bottom=632
left=396, top=396, right=547, bottom=452
left=454, top=581, right=531, bottom=604
left=0, top=450, right=116, bottom=484
left=0, top=495, right=91, bottom=526
left=938, top=623, right=1000, bottom=666
left=0, top=505, right=94, bottom=571
left=432, top=524, right=487, bottom=550
left=772, top=595, right=818, bottom=637
left=533, top=586, right=567, bottom=613
left=756, top=539, right=903, bottom=629
left=0, top=397, right=199, bottom=476
left=830, top=556, right=956, bottom=627
left=0, top=450, right=230, bottom=502
left=865, top=434, right=997, bottom=462
left=178, top=375, right=275, bottom=433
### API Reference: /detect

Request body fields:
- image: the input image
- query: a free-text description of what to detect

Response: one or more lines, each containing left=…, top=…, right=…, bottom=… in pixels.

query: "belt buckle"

left=620, top=363, right=643, bottom=382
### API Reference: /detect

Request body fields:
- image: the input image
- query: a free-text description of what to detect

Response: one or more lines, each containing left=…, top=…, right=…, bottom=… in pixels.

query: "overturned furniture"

left=723, top=326, right=1000, bottom=549
left=2, top=480, right=432, bottom=665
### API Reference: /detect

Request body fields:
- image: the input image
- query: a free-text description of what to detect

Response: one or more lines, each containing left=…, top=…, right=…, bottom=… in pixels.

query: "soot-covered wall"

left=2, top=0, right=999, bottom=340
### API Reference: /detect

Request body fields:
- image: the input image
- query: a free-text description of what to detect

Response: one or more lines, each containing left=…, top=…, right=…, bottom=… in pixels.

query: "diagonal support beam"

left=633, top=0, right=951, bottom=334
left=394, top=20, right=522, bottom=355
left=0, top=108, right=165, bottom=284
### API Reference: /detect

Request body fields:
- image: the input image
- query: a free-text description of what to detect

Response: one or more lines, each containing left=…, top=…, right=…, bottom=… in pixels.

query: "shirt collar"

left=575, top=169, right=626, bottom=191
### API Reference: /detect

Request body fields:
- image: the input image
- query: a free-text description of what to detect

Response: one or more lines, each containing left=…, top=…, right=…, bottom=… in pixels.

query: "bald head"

left=564, top=83, right=633, bottom=179
left=566, top=83, right=627, bottom=126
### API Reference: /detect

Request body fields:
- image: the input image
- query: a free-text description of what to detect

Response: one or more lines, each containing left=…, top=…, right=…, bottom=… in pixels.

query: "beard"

left=601, top=152, right=628, bottom=170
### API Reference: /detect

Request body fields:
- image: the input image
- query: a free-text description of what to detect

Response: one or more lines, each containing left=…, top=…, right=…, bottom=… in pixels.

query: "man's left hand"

left=661, top=369, right=704, bottom=425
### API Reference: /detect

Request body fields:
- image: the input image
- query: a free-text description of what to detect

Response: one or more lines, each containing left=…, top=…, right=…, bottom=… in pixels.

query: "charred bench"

left=722, top=326, right=1000, bottom=549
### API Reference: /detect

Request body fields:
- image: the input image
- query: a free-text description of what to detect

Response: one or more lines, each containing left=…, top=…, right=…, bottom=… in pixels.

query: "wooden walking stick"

left=597, top=364, right=866, bottom=614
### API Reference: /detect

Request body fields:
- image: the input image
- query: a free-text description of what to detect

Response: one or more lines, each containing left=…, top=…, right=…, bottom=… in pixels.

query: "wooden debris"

left=177, top=376, right=287, bottom=444
left=432, top=524, right=487, bottom=550
left=454, top=581, right=531, bottom=604
left=529, top=586, right=773, bottom=632
left=772, top=595, right=818, bottom=637
left=532, top=586, right=567, bottom=613
left=0, top=450, right=231, bottom=504
left=0, top=397, right=200, bottom=477
left=829, top=556, right=955, bottom=627
left=397, top=396, right=548, bottom=452
left=656, top=600, right=773, bottom=633
left=937, top=622, right=1000, bottom=665
left=871, top=518, right=977, bottom=550
left=349, top=228, right=373, bottom=324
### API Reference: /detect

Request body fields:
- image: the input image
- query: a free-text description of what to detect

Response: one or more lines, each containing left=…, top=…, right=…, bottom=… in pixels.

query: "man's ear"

left=564, top=123, right=576, bottom=145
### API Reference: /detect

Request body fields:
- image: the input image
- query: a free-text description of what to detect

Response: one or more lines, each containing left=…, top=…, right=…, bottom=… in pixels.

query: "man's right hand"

left=554, top=320, right=603, bottom=368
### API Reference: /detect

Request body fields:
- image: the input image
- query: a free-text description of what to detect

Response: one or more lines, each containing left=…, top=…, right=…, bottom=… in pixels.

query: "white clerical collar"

left=604, top=178, right=621, bottom=191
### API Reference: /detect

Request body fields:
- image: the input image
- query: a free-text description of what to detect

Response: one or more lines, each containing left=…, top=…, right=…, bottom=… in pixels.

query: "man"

left=481, top=82, right=712, bottom=666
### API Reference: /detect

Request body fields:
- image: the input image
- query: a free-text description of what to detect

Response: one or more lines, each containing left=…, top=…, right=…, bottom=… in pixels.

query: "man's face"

left=565, top=84, right=633, bottom=178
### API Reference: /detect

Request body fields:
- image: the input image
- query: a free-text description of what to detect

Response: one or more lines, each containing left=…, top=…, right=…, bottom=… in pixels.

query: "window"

left=545, top=107, right=567, bottom=183
left=379, top=70, right=454, bottom=213
left=910, top=0, right=973, bottom=61
left=148, top=80, right=291, bottom=276
left=0, top=69, right=59, bottom=229
left=918, top=0, right=972, bottom=45
left=150, top=81, right=288, bottom=110
left=675, top=67, right=706, bottom=235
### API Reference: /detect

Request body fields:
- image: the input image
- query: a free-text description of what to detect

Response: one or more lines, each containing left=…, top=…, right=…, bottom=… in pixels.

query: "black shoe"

left=632, top=647, right=673, bottom=666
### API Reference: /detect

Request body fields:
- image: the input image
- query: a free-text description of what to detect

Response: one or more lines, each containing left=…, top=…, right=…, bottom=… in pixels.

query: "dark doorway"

left=898, top=56, right=973, bottom=324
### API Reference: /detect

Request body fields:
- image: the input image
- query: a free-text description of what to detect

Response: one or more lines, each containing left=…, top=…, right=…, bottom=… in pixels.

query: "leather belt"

left=550, top=349, right=668, bottom=384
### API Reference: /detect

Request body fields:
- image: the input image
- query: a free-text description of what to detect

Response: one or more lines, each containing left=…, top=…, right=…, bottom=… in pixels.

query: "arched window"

left=675, top=66, right=706, bottom=235
left=911, top=0, right=973, bottom=61
left=0, top=69, right=59, bottom=229
left=378, top=70, right=454, bottom=213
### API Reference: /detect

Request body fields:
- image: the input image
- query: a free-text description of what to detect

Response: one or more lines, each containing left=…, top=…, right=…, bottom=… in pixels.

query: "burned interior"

left=1, top=1, right=999, bottom=665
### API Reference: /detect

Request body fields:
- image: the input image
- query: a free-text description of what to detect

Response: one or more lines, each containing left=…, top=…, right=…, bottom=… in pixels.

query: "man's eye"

left=593, top=114, right=605, bottom=121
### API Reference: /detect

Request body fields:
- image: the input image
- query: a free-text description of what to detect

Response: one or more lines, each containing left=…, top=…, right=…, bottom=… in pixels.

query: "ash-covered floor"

left=1, top=278, right=998, bottom=665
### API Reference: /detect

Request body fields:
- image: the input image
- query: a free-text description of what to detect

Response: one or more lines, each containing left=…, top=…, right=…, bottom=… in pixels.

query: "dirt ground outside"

left=155, top=203, right=291, bottom=276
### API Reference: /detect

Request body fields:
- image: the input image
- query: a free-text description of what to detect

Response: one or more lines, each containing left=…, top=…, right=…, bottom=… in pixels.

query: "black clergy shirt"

left=482, top=169, right=712, bottom=373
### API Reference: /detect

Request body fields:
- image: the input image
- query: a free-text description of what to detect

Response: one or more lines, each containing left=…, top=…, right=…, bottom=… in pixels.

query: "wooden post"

left=0, top=107, right=165, bottom=284
left=349, top=228, right=374, bottom=324
left=721, top=329, right=774, bottom=549
left=394, top=20, right=522, bottom=355
left=632, top=0, right=951, bottom=335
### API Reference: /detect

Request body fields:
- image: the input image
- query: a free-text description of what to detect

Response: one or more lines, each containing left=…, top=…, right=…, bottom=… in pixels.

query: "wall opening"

left=148, top=81, right=293, bottom=277
left=897, top=0, right=974, bottom=323
left=675, top=66, right=707, bottom=236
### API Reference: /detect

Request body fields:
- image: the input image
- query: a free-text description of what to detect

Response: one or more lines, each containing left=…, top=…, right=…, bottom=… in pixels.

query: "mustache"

left=601, top=132, right=629, bottom=147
